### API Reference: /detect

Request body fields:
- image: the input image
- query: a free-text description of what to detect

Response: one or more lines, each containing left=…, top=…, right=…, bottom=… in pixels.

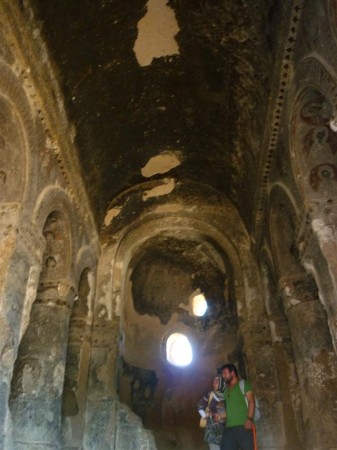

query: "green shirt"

left=223, top=380, right=252, bottom=427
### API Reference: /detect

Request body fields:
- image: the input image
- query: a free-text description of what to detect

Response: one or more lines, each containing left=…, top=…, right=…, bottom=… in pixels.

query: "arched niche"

left=39, top=210, right=71, bottom=281
left=0, top=61, right=38, bottom=205
left=117, top=226, right=241, bottom=449
left=32, top=186, right=79, bottom=252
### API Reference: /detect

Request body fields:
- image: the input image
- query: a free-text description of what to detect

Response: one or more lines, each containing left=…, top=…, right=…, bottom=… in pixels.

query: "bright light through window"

left=166, top=333, right=193, bottom=366
left=193, top=293, right=207, bottom=316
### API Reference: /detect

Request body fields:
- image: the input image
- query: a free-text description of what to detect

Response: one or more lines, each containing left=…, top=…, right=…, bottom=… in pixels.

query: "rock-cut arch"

left=0, top=60, right=40, bottom=206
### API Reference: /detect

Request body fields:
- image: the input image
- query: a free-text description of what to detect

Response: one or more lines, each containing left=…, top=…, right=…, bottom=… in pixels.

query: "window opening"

left=166, top=332, right=193, bottom=366
left=192, top=293, right=207, bottom=316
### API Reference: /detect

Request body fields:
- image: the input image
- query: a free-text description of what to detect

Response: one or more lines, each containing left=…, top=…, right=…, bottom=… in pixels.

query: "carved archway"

left=0, top=61, right=36, bottom=205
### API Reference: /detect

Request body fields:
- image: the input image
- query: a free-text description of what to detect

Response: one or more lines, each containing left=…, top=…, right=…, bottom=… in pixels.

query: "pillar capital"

left=36, top=279, right=77, bottom=309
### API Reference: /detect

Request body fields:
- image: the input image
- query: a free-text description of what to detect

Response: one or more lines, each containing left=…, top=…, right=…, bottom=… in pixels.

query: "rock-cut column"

left=9, top=280, right=75, bottom=450
left=0, top=205, right=44, bottom=449
left=280, top=275, right=337, bottom=450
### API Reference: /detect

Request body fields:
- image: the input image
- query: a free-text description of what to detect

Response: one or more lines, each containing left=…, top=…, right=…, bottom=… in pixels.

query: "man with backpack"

left=220, top=363, right=257, bottom=450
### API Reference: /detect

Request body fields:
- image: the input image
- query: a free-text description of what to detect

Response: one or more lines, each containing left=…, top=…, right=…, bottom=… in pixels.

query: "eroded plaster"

left=312, top=218, right=336, bottom=242
left=141, top=151, right=181, bottom=177
left=104, top=207, right=122, bottom=227
left=133, top=0, right=180, bottom=66
left=142, top=178, right=175, bottom=200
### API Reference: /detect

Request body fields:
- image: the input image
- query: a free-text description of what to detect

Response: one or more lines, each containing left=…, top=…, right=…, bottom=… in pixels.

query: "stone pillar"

left=9, top=280, right=75, bottom=450
left=83, top=317, right=118, bottom=450
left=304, top=204, right=337, bottom=350
left=240, top=321, right=288, bottom=450
left=0, top=204, right=44, bottom=449
left=260, top=265, right=304, bottom=449
left=239, top=259, right=287, bottom=449
left=280, top=275, right=337, bottom=450
left=61, top=313, right=92, bottom=449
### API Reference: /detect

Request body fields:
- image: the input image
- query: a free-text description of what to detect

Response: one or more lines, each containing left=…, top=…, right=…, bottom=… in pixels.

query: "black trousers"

left=220, top=426, right=254, bottom=450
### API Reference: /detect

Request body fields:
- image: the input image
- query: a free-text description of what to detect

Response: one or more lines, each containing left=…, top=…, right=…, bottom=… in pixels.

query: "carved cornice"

left=253, top=0, right=304, bottom=252
left=0, top=1, right=99, bottom=255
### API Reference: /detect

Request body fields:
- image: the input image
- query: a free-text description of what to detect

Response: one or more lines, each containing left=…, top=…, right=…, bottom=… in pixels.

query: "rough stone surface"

left=28, top=0, right=276, bottom=229
left=1, top=1, right=337, bottom=450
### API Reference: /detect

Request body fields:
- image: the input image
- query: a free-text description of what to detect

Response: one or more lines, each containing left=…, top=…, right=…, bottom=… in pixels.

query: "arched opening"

left=118, top=231, right=240, bottom=450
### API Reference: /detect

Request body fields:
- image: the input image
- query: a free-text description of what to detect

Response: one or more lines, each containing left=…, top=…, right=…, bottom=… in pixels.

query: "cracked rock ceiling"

left=30, top=0, right=281, bottom=230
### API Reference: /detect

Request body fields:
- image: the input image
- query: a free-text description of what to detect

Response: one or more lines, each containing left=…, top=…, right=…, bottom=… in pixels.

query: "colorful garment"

left=198, top=390, right=226, bottom=445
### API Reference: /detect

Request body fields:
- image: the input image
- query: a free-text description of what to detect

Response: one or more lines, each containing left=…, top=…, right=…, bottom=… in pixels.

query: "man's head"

left=221, top=363, right=238, bottom=384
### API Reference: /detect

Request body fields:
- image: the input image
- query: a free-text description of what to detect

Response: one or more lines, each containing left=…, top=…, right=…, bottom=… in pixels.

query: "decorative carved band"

left=253, top=0, right=304, bottom=249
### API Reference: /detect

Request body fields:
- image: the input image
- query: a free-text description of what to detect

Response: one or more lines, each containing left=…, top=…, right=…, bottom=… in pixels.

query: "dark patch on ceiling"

left=30, top=0, right=277, bottom=230
left=130, top=235, right=237, bottom=326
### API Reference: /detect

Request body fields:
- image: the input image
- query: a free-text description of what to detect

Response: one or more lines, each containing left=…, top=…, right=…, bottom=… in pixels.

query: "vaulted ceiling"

left=30, top=0, right=282, bottom=231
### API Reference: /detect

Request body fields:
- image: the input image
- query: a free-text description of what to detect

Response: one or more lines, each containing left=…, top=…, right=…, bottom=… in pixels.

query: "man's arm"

left=245, top=390, right=255, bottom=430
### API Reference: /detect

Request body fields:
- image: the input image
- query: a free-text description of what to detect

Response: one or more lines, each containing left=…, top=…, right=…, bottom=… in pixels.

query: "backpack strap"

left=239, top=379, right=260, bottom=422
left=239, top=379, right=249, bottom=409
left=239, top=379, right=246, bottom=397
